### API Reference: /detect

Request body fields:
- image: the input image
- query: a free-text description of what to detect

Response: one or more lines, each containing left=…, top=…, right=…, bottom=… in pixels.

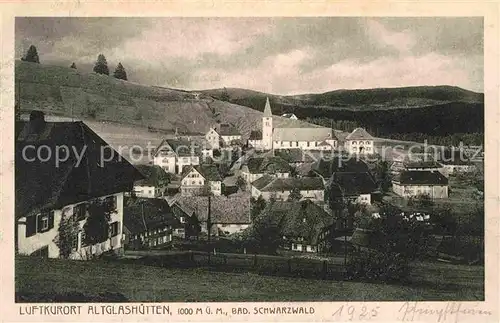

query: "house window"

left=307, top=142, right=310, bottom=147
left=109, top=221, right=120, bottom=237
left=72, top=232, right=80, bottom=251
left=73, top=203, right=87, bottom=221
left=81, top=230, right=87, bottom=247
left=104, top=195, right=117, bottom=212
left=199, top=181, right=202, bottom=185
left=40, top=215, right=49, bottom=231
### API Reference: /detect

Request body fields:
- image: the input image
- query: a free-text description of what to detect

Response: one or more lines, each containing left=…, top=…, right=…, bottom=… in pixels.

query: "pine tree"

left=21, top=45, right=40, bottom=63
left=70, top=62, right=76, bottom=69
left=113, top=62, right=127, bottom=80
left=93, top=54, right=109, bottom=75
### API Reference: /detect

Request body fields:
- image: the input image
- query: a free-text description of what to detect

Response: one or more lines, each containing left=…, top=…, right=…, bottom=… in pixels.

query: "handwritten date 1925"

left=332, top=304, right=380, bottom=321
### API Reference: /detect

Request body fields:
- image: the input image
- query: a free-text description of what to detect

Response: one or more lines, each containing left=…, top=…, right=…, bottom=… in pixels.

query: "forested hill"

left=202, top=86, right=484, bottom=143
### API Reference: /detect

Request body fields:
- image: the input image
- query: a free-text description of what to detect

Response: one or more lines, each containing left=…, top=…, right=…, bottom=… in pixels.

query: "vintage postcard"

left=0, top=1, right=498, bottom=322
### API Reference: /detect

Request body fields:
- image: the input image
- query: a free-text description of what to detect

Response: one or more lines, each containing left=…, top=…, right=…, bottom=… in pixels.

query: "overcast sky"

left=15, top=17, right=483, bottom=95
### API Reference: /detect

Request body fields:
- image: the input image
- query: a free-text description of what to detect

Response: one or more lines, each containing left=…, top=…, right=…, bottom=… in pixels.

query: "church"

left=247, top=98, right=337, bottom=151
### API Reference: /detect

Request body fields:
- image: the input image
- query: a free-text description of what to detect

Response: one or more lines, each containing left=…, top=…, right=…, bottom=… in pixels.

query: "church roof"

left=263, top=97, right=273, bottom=117
left=345, top=128, right=374, bottom=141
left=273, top=127, right=333, bottom=142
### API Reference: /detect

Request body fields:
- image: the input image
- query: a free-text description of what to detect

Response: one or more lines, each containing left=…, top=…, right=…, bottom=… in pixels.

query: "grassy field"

left=16, top=257, right=483, bottom=302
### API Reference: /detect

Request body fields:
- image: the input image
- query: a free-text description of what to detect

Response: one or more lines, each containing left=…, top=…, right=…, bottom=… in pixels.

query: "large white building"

left=344, top=128, right=375, bottom=155
left=248, top=98, right=337, bottom=151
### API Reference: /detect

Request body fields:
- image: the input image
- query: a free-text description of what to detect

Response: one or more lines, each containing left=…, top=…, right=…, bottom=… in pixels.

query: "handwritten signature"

left=399, top=302, right=492, bottom=323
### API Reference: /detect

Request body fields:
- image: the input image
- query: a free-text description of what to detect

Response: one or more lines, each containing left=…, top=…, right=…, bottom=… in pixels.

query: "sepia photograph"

left=13, top=16, right=486, bottom=305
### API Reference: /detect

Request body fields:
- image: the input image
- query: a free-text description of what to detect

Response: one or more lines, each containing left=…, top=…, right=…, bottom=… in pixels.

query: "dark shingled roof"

left=249, top=130, right=262, bottom=140
left=311, top=157, right=370, bottom=179
left=345, top=128, right=374, bottom=140
left=15, top=118, right=144, bottom=219
left=123, top=197, right=182, bottom=234
left=269, top=200, right=334, bottom=245
left=175, top=193, right=251, bottom=224
left=252, top=175, right=324, bottom=192
left=134, top=164, right=169, bottom=186
left=181, top=164, right=222, bottom=181
left=327, top=172, right=377, bottom=197
left=218, top=124, right=241, bottom=136
left=154, top=138, right=201, bottom=157
left=274, top=149, right=317, bottom=164
left=394, top=170, right=449, bottom=185
left=245, top=156, right=292, bottom=174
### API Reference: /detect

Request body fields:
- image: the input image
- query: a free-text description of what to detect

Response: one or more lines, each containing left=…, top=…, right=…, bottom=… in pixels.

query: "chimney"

left=29, top=110, right=46, bottom=134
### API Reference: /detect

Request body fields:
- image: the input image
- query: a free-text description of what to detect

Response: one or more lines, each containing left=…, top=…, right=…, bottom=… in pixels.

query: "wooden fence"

left=132, top=251, right=347, bottom=280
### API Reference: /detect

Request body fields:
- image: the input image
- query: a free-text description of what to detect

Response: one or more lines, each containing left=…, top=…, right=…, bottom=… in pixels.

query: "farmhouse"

left=392, top=170, right=449, bottom=199
left=247, top=98, right=337, bottom=151
left=15, top=111, right=143, bottom=259
left=326, top=172, right=378, bottom=205
left=132, top=164, right=170, bottom=198
left=309, top=157, right=370, bottom=180
left=205, top=124, right=242, bottom=149
left=175, top=194, right=251, bottom=236
left=251, top=175, right=324, bottom=202
left=269, top=200, right=334, bottom=253
left=123, top=197, right=182, bottom=250
left=281, top=113, right=298, bottom=120
left=180, top=164, right=223, bottom=196
left=153, top=138, right=202, bottom=174
left=241, top=155, right=292, bottom=184
left=438, top=150, right=477, bottom=176
left=344, top=128, right=375, bottom=155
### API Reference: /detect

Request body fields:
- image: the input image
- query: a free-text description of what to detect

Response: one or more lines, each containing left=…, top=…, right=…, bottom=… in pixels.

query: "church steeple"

left=263, top=97, right=272, bottom=117
left=262, top=97, right=273, bottom=150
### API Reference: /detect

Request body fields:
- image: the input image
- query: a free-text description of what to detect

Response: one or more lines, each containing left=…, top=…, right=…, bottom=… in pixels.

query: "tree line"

left=21, top=45, right=128, bottom=81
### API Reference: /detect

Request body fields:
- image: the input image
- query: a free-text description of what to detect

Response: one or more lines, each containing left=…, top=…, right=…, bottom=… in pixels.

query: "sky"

left=15, top=17, right=483, bottom=95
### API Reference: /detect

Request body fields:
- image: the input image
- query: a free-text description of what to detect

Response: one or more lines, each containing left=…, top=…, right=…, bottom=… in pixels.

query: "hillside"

left=202, top=86, right=484, bottom=137
left=202, top=86, right=483, bottom=111
left=15, top=61, right=325, bottom=139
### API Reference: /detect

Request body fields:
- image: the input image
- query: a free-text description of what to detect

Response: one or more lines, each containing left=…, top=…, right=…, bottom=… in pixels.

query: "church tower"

left=262, top=97, right=273, bottom=150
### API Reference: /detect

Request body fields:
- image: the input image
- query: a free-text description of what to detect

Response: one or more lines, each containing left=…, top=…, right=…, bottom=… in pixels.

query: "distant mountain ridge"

left=201, top=86, right=484, bottom=137
left=202, top=85, right=483, bottom=112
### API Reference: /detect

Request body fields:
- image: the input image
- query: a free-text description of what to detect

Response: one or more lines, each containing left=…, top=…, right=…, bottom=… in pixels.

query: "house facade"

left=132, top=164, right=169, bottom=198
left=251, top=175, right=324, bottom=202
left=344, top=128, right=375, bottom=155
left=240, top=155, right=292, bottom=185
left=153, top=138, right=201, bottom=174
left=175, top=193, right=251, bottom=236
left=180, top=164, right=223, bottom=196
left=205, top=124, right=242, bottom=150
left=15, top=112, right=143, bottom=259
left=123, top=198, right=181, bottom=250
left=392, top=170, right=449, bottom=198
left=325, top=171, right=378, bottom=205
left=269, top=200, right=334, bottom=253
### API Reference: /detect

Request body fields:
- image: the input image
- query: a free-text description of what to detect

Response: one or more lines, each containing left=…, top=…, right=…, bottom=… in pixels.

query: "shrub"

left=346, top=248, right=411, bottom=282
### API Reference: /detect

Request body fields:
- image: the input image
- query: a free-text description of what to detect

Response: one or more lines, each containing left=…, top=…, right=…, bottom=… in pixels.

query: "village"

left=12, top=15, right=488, bottom=303
left=15, top=96, right=484, bottom=266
